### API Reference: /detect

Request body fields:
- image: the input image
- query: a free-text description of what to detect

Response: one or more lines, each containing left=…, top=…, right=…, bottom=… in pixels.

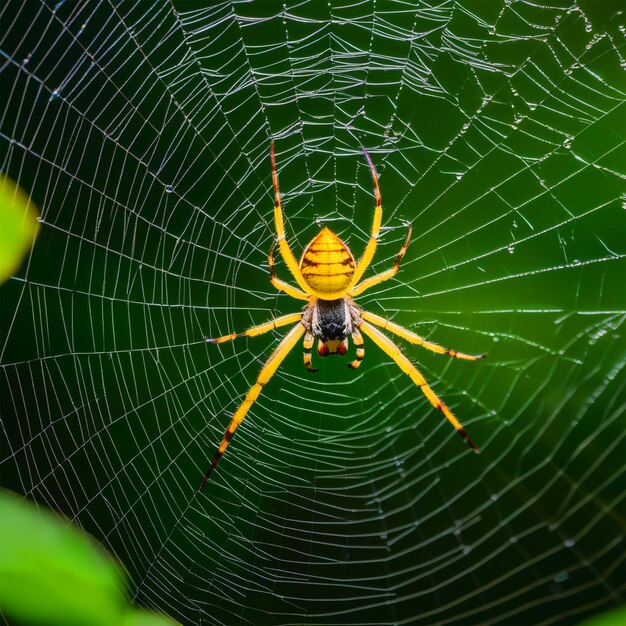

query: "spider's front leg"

left=361, top=311, right=485, bottom=361
left=360, top=320, right=480, bottom=453
left=200, top=322, right=306, bottom=489
left=207, top=312, right=303, bottom=344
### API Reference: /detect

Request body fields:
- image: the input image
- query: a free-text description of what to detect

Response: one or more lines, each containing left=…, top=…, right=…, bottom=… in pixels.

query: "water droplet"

left=456, top=173, right=463, bottom=181
left=507, top=243, right=515, bottom=254
left=554, top=571, right=569, bottom=583
left=165, top=184, right=173, bottom=193
left=49, top=89, right=60, bottom=101
left=563, top=539, right=575, bottom=548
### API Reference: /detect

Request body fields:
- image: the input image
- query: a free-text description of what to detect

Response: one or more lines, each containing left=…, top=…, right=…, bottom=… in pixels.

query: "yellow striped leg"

left=269, top=241, right=310, bottom=301
left=350, top=147, right=383, bottom=288
left=270, top=142, right=312, bottom=294
left=348, top=327, right=365, bottom=369
left=207, top=312, right=302, bottom=344
left=361, top=311, right=485, bottom=361
left=359, top=321, right=479, bottom=453
left=303, top=331, right=318, bottom=372
left=349, top=224, right=412, bottom=298
left=199, top=322, right=306, bottom=489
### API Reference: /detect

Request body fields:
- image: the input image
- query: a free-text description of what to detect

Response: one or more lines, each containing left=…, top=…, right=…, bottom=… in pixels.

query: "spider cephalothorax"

left=200, top=142, right=485, bottom=489
left=302, top=296, right=363, bottom=367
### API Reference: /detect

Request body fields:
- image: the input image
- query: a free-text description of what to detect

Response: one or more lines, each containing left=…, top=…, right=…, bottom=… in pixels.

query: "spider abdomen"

left=300, top=227, right=355, bottom=298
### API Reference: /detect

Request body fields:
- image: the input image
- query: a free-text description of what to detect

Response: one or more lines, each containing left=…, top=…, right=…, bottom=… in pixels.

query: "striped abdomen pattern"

left=300, top=227, right=355, bottom=297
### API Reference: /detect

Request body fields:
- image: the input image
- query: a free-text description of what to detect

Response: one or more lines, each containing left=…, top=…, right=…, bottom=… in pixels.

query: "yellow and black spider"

left=200, top=142, right=484, bottom=489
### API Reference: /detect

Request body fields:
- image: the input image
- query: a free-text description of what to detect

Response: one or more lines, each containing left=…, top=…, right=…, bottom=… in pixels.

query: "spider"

left=199, top=142, right=484, bottom=489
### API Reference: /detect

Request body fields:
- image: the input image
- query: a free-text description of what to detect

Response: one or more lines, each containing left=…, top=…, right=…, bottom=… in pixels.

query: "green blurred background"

left=1, top=1, right=624, bottom=624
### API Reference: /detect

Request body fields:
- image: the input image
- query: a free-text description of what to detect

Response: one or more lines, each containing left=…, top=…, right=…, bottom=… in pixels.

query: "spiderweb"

left=1, top=1, right=624, bottom=624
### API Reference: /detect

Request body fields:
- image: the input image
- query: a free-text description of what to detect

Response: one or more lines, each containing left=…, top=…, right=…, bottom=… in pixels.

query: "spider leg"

left=207, top=312, right=302, bottom=344
left=359, top=321, right=479, bottom=453
left=303, top=331, right=318, bottom=372
left=270, top=142, right=313, bottom=294
left=361, top=311, right=485, bottom=361
left=349, top=224, right=412, bottom=298
left=349, top=146, right=383, bottom=288
left=269, top=241, right=310, bottom=301
left=348, top=327, right=365, bottom=369
left=199, top=322, right=306, bottom=489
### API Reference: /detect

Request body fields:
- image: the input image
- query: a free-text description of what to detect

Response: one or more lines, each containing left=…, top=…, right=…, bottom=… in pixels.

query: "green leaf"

left=0, top=489, right=126, bottom=626
left=0, top=174, right=40, bottom=284
left=581, top=606, right=626, bottom=626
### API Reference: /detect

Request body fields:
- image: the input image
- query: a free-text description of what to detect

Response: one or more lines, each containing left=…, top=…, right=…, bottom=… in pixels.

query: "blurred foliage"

left=0, top=174, right=40, bottom=284
left=0, top=489, right=180, bottom=626
left=582, top=606, right=626, bottom=626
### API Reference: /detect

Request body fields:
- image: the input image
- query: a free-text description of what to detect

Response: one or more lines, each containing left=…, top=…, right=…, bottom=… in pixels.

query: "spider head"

left=318, top=338, right=348, bottom=357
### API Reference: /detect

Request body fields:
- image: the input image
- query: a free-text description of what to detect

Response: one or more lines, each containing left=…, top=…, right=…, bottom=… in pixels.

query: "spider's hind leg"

left=269, top=241, right=310, bottom=301
left=348, top=327, right=365, bottom=369
left=270, top=142, right=312, bottom=294
left=349, top=224, right=412, bottom=298
left=350, top=146, right=383, bottom=287
left=303, top=331, right=318, bottom=372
